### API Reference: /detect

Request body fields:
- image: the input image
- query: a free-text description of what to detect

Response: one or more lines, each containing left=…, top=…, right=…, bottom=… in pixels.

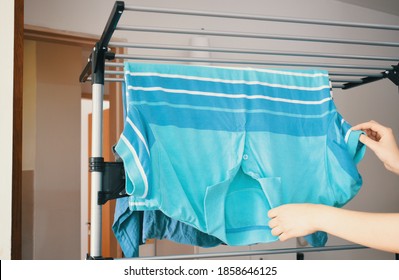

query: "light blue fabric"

left=113, top=84, right=223, bottom=257
left=115, top=63, right=366, bottom=247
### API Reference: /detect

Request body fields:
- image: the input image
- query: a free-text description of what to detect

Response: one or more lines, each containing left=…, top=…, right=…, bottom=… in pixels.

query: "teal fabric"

left=115, top=63, right=366, bottom=247
left=112, top=197, right=143, bottom=257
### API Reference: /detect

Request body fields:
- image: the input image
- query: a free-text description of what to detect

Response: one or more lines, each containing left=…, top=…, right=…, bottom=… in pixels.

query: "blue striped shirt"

left=115, top=62, right=365, bottom=247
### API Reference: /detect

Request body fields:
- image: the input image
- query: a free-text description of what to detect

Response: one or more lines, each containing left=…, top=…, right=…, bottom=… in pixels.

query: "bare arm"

left=268, top=204, right=399, bottom=253
left=268, top=120, right=399, bottom=253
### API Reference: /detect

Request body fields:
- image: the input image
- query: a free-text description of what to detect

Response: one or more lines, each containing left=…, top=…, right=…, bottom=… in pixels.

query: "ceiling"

left=337, top=0, right=399, bottom=17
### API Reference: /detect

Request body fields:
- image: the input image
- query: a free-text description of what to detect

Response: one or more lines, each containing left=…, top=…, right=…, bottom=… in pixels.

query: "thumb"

left=359, top=134, right=378, bottom=152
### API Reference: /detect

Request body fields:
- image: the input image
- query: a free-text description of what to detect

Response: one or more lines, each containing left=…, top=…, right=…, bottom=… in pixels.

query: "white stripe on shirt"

left=344, top=128, right=352, bottom=144
left=127, top=86, right=332, bottom=105
left=126, top=117, right=150, bottom=155
left=126, top=72, right=329, bottom=91
left=120, top=134, right=148, bottom=198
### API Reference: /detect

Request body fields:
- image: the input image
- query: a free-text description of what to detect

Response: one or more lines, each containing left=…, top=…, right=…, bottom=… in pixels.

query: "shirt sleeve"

left=325, top=112, right=366, bottom=207
left=115, top=105, right=151, bottom=198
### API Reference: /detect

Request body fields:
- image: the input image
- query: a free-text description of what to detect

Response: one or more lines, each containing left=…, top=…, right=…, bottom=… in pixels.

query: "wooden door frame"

left=21, top=24, right=124, bottom=258
left=12, top=0, right=23, bottom=260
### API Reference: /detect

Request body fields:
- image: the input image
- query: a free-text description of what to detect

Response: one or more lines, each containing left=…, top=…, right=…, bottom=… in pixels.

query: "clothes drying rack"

left=80, top=1, right=399, bottom=260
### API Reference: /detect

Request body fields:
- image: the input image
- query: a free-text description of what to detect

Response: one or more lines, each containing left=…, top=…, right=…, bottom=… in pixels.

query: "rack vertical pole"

left=85, top=1, right=125, bottom=259
left=90, top=82, right=104, bottom=258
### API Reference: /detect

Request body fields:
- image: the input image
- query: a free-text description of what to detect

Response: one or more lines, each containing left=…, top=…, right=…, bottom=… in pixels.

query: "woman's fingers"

left=271, top=226, right=283, bottom=237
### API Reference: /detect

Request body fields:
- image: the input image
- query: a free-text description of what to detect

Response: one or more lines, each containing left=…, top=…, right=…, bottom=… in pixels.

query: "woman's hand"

left=268, top=204, right=322, bottom=241
left=352, top=120, right=399, bottom=174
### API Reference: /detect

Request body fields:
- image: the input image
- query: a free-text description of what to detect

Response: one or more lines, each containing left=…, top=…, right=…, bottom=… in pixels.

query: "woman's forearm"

left=315, top=205, right=399, bottom=253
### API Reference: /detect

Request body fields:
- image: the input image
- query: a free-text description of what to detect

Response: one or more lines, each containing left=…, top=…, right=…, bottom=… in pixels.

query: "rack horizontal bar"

left=105, top=62, right=124, bottom=67
left=105, top=62, right=383, bottom=78
left=103, top=69, right=363, bottom=83
left=328, top=72, right=383, bottom=77
left=115, top=54, right=392, bottom=70
left=87, top=76, right=347, bottom=89
left=127, top=245, right=367, bottom=260
left=87, top=77, right=124, bottom=82
left=108, top=42, right=399, bottom=62
left=116, top=26, right=399, bottom=48
left=105, top=70, right=124, bottom=75
left=125, top=5, right=399, bottom=31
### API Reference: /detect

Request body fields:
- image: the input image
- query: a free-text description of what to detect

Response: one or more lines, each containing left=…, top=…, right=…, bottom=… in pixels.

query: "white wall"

left=24, top=0, right=399, bottom=259
left=32, top=42, right=82, bottom=260
left=24, top=0, right=399, bottom=54
left=0, top=0, right=15, bottom=260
